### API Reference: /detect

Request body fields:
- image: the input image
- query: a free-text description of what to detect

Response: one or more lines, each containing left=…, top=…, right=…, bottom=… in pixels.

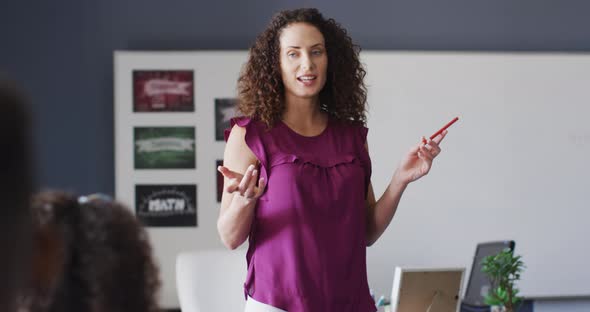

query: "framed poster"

left=214, top=98, right=237, bottom=141
left=135, top=184, right=197, bottom=227
left=134, top=126, right=196, bottom=169
left=133, top=70, right=194, bottom=112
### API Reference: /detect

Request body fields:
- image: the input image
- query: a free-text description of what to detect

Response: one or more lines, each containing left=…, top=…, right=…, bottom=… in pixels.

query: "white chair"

left=176, top=249, right=247, bottom=312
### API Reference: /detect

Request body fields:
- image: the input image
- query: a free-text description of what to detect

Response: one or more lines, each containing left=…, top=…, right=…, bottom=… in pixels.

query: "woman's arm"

left=365, top=132, right=446, bottom=246
left=217, top=124, right=266, bottom=250
left=365, top=176, right=407, bottom=246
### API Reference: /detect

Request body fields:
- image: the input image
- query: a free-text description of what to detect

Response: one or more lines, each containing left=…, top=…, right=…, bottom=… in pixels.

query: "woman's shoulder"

left=230, top=116, right=273, bottom=130
left=229, top=116, right=253, bottom=128
left=224, top=116, right=269, bottom=141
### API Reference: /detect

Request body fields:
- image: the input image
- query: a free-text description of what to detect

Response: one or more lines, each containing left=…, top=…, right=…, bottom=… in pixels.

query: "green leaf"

left=480, top=248, right=526, bottom=307
left=484, top=294, right=503, bottom=306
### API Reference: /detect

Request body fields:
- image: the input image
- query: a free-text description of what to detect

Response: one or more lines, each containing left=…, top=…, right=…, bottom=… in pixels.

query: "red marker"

left=422, top=117, right=459, bottom=144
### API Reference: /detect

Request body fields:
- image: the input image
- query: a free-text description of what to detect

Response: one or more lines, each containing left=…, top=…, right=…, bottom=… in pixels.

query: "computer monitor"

left=391, top=267, right=465, bottom=312
left=463, top=241, right=515, bottom=306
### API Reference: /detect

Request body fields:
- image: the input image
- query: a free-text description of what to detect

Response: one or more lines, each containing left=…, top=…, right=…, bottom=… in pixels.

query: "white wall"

left=114, top=51, right=248, bottom=308
left=115, top=51, right=590, bottom=308
left=363, top=52, right=590, bottom=301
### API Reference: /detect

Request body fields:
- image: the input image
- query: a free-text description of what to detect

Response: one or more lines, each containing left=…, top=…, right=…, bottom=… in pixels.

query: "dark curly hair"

left=22, top=191, right=161, bottom=312
left=237, top=8, right=368, bottom=127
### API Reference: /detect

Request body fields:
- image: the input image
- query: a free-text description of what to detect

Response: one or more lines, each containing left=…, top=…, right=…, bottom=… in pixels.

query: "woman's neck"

left=283, top=98, right=326, bottom=126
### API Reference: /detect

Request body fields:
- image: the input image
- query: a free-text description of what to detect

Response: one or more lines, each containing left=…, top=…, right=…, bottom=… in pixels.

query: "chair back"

left=176, top=249, right=247, bottom=312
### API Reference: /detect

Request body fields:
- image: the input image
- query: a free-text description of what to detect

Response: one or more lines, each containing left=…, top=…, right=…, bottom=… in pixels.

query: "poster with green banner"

left=134, top=127, right=195, bottom=169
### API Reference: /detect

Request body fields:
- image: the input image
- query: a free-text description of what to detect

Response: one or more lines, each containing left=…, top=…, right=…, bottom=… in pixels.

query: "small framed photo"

left=133, top=70, right=194, bottom=112
left=214, top=98, right=238, bottom=141
left=134, top=127, right=196, bottom=169
left=135, top=184, right=197, bottom=227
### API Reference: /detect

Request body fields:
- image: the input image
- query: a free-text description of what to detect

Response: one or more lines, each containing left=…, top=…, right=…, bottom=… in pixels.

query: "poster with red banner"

left=133, top=70, right=194, bottom=112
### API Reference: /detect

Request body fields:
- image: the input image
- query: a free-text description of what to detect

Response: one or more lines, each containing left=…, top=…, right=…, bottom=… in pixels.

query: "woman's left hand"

left=394, top=130, right=447, bottom=185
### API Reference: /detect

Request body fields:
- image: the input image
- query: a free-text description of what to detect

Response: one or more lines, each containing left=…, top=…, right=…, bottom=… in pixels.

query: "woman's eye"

left=312, top=50, right=323, bottom=55
left=288, top=52, right=297, bottom=58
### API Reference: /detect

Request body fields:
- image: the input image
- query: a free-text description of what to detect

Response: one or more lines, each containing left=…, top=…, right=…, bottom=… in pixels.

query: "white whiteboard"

left=363, top=51, right=590, bottom=299
left=115, top=51, right=590, bottom=307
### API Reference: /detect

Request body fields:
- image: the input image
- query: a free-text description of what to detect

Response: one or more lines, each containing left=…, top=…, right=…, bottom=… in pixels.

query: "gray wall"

left=1, top=0, right=589, bottom=310
left=1, top=0, right=589, bottom=193
left=535, top=299, right=590, bottom=312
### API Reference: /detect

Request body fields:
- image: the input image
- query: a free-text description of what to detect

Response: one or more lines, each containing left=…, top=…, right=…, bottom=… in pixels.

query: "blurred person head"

left=22, top=191, right=160, bottom=312
left=0, top=80, right=34, bottom=311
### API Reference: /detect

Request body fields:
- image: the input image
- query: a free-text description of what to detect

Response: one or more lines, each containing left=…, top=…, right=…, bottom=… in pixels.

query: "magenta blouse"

left=225, top=116, right=376, bottom=312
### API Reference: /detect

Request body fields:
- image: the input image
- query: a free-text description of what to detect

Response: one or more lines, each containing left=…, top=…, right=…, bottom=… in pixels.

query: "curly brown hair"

left=237, top=8, right=368, bottom=127
left=23, top=191, right=161, bottom=312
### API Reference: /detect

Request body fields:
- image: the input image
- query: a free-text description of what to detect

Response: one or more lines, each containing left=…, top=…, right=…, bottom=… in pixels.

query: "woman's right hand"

left=218, top=163, right=267, bottom=203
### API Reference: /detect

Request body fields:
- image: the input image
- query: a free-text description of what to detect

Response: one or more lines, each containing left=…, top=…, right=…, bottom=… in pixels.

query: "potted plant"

left=481, top=248, right=525, bottom=312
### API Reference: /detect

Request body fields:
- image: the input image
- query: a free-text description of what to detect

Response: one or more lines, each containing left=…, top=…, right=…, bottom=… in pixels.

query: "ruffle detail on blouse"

left=224, top=116, right=252, bottom=142
left=270, top=153, right=358, bottom=169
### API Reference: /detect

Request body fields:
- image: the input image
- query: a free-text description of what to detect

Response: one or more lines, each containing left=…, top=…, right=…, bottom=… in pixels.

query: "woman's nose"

left=301, top=54, right=314, bottom=70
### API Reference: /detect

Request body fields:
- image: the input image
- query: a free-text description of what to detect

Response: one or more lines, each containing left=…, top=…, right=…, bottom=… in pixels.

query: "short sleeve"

left=224, top=117, right=269, bottom=191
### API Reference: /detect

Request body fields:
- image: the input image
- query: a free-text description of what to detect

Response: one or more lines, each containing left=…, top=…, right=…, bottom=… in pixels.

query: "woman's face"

left=279, top=22, right=328, bottom=101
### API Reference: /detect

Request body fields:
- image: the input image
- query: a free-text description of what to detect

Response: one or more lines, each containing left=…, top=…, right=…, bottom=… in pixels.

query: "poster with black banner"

left=135, top=184, right=197, bottom=227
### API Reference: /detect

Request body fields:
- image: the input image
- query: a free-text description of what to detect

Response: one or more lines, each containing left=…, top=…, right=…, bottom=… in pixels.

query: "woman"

left=217, top=8, right=447, bottom=312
